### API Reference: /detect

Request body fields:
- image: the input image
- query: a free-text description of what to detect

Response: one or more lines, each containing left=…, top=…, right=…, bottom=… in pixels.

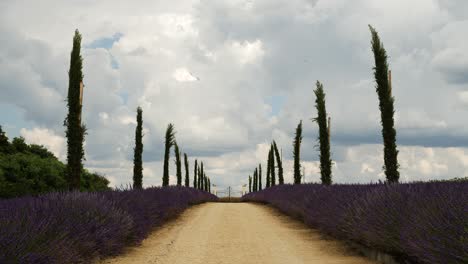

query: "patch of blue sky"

left=265, top=95, right=286, bottom=116
left=0, top=103, right=35, bottom=139
left=85, top=32, right=123, bottom=50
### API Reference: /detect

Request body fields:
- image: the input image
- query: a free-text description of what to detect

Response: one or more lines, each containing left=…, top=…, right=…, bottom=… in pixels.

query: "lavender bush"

left=0, top=186, right=216, bottom=263
left=243, top=182, right=467, bottom=264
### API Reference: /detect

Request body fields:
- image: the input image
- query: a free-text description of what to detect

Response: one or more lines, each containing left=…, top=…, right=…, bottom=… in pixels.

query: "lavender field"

left=0, top=187, right=217, bottom=263
left=242, top=182, right=467, bottom=264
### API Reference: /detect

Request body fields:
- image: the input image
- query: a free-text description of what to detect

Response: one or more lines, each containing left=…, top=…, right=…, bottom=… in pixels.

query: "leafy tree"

left=184, top=153, right=189, bottom=187
left=0, top=126, right=13, bottom=154
left=12, top=137, right=28, bottom=153
left=313, top=81, right=332, bottom=185
left=258, top=164, right=262, bottom=191
left=369, top=25, right=400, bottom=183
left=293, top=120, right=303, bottom=184
left=248, top=175, right=252, bottom=193
left=28, top=144, right=56, bottom=159
left=204, top=174, right=208, bottom=191
left=193, top=159, right=198, bottom=188
left=163, top=123, right=176, bottom=186
left=0, top=138, right=109, bottom=198
left=64, top=29, right=86, bottom=190
left=174, top=143, right=182, bottom=186
left=266, top=149, right=271, bottom=188
left=273, top=141, right=284, bottom=184
left=133, top=107, right=143, bottom=189
left=270, top=144, right=276, bottom=186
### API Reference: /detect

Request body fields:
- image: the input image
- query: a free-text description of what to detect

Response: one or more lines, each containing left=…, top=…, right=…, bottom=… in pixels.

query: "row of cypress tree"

left=64, top=29, right=212, bottom=191
left=133, top=121, right=212, bottom=192
left=247, top=25, right=400, bottom=191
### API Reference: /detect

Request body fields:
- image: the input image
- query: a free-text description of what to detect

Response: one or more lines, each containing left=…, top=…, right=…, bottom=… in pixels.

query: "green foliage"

left=270, top=144, right=276, bottom=186
left=266, top=149, right=271, bottom=188
left=197, top=166, right=201, bottom=189
left=64, top=29, right=86, bottom=190
left=313, top=81, right=332, bottom=185
left=184, top=153, right=189, bottom=187
left=0, top=135, right=109, bottom=198
left=293, top=120, right=303, bottom=184
left=174, top=143, right=182, bottom=186
left=254, top=168, right=258, bottom=191
left=258, top=164, right=262, bottom=191
left=133, top=107, right=143, bottom=189
left=249, top=175, right=252, bottom=193
left=193, top=159, right=198, bottom=188
left=0, top=126, right=13, bottom=154
left=163, top=123, right=176, bottom=186
left=203, top=174, right=208, bottom=192
left=272, top=141, right=283, bottom=185
left=369, top=25, right=400, bottom=183
left=208, top=178, right=211, bottom=193
left=199, top=162, right=204, bottom=189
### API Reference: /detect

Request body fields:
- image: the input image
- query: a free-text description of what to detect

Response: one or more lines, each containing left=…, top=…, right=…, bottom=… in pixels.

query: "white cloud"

left=2, top=0, right=468, bottom=189
left=172, top=67, right=199, bottom=82
left=20, top=127, right=66, bottom=160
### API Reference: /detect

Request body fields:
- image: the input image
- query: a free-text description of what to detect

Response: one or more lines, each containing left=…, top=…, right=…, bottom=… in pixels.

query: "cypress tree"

left=64, top=29, right=86, bottom=190
left=174, top=143, right=182, bottom=186
left=270, top=144, right=276, bottom=186
left=258, top=164, right=262, bottom=190
left=133, top=107, right=143, bottom=189
left=369, top=25, right=400, bottom=183
left=266, top=150, right=271, bottom=188
left=313, top=81, right=332, bottom=185
left=273, top=141, right=283, bottom=184
left=204, top=174, right=208, bottom=191
left=208, top=178, right=211, bottom=193
left=162, top=123, right=176, bottom=186
left=293, top=120, right=303, bottom=184
left=184, top=153, right=189, bottom=187
left=199, top=162, right=204, bottom=189
left=193, top=159, right=198, bottom=188
left=248, top=175, right=252, bottom=193
left=197, top=167, right=201, bottom=189
left=253, top=169, right=257, bottom=191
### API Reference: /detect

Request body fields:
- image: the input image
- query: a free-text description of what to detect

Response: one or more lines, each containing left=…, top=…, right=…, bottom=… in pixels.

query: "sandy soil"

left=100, top=203, right=375, bottom=264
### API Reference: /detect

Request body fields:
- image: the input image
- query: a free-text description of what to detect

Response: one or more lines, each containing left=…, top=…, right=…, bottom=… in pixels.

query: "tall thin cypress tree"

left=65, top=29, right=85, bottom=190
left=174, top=143, right=182, bottom=186
left=253, top=169, right=258, bottom=191
left=313, top=81, right=332, bottom=185
left=248, top=175, right=252, bottom=193
left=193, top=159, right=198, bottom=188
left=293, top=120, right=303, bottom=184
left=199, top=162, right=204, bottom=189
left=258, top=164, right=262, bottom=190
left=273, top=141, right=283, bottom=184
left=208, top=178, right=211, bottom=193
left=133, top=107, right=143, bottom=189
left=184, top=153, right=189, bottom=187
left=266, top=150, right=271, bottom=188
left=369, top=25, right=400, bottom=183
left=162, top=124, right=176, bottom=186
left=204, top=174, right=208, bottom=191
left=197, top=167, right=201, bottom=189
left=270, top=144, right=276, bottom=186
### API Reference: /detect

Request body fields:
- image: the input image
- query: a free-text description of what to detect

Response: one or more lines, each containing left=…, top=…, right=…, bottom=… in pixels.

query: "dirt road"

left=101, top=203, right=375, bottom=264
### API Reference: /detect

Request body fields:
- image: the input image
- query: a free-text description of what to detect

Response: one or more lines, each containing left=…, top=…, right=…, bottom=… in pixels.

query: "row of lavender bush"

left=242, top=182, right=467, bottom=264
left=0, top=186, right=217, bottom=263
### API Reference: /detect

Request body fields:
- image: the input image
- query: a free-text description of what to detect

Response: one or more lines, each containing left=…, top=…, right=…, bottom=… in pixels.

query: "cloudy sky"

left=1, top=0, right=468, bottom=192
